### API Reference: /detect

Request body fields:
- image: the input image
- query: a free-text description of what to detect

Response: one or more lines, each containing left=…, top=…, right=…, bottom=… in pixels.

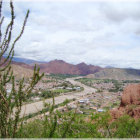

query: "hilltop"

left=38, top=60, right=102, bottom=75
left=86, top=68, right=140, bottom=80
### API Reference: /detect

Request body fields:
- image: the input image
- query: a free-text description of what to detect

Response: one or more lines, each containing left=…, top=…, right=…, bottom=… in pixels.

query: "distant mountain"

left=76, top=62, right=102, bottom=75
left=86, top=68, right=140, bottom=80
left=1, top=57, right=102, bottom=76
left=38, top=60, right=79, bottom=75
left=105, top=66, right=114, bottom=68
left=3, top=57, right=140, bottom=79
left=6, top=56, right=46, bottom=64
left=37, top=60, right=102, bottom=75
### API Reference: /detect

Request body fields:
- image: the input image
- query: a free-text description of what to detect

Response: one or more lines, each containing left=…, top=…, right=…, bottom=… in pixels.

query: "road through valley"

left=20, top=77, right=96, bottom=117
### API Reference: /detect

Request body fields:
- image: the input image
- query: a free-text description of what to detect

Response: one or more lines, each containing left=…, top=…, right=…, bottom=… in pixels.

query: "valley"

left=3, top=58, right=140, bottom=138
left=6, top=59, right=140, bottom=119
left=1, top=0, right=140, bottom=137
left=11, top=73, right=140, bottom=120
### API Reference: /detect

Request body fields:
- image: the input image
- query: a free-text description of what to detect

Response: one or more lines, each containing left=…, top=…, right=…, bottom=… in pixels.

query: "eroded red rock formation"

left=111, top=84, right=140, bottom=119
left=38, top=60, right=102, bottom=75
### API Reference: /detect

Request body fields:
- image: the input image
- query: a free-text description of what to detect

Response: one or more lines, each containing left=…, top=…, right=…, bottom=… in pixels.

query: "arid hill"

left=11, top=64, right=33, bottom=79
left=38, top=60, right=80, bottom=75
left=111, top=84, right=140, bottom=119
left=76, top=62, right=101, bottom=75
left=86, top=68, right=140, bottom=80
left=0, top=57, right=33, bottom=79
left=1, top=58, right=102, bottom=76
left=12, top=61, right=32, bottom=70
left=37, top=60, right=102, bottom=75
left=3, top=58, right=140, bottom=78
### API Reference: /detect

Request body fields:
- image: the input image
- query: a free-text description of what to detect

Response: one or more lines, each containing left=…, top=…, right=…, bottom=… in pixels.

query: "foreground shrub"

left=15, top=110, right=140, bottom=138
left=0, top=0, right=43, bottom=138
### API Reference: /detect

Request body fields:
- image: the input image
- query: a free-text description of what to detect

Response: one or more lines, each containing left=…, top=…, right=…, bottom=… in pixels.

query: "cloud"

left=102, top=2, right=140, bottom=22
left=2, top=1, right=140, bottom=68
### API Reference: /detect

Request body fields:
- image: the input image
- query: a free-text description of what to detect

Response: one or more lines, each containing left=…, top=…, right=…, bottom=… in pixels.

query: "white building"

left=97, top=109, right=105, bottom=112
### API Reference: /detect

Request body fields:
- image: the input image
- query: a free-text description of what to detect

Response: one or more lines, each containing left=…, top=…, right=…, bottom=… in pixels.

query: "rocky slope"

left=111, top=84, right=140, bottom=119
left=86, top=68, right=140, bottom=80
left=37, top=60, right=102, bottom=75
left=11, top=64, right=33, bottom=79
left=2, top=58, right=140, bottom=79
left=0, top=57, right=33, bottom=79
left=1, top=58, right=102, bottom=76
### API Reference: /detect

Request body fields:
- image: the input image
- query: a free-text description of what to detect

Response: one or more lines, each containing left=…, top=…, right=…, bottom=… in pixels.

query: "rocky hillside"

left=12, top=61, right=32, bottom=70
left=111, top=84, right=140, bottom=119
left=1, top=58, right=102, bottom=76
left=86, top=68, right=140, bottom=80
left=76, top=62, right=101, bottom=75
left=11, top=64, right=33, bottom=79
left=37, top=60, right=102, bottom=75
left=2, top=57, right=140, bottom=78
left=0, top=57, right=33, bottom=79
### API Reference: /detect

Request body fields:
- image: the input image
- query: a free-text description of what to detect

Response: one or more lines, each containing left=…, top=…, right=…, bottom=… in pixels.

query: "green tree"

left=0, top=0, right=44, bottom=138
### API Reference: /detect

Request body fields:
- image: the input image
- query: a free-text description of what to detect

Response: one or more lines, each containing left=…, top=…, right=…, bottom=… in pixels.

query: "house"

left=97, top=109, right=105, bottom=112
left=66, top=87, right=73, bottom=90
left=74, top=87, right=81, bottom=90
left=79, top=100, right=85, bottom=103
left=78, top=98, right=89, bottom=103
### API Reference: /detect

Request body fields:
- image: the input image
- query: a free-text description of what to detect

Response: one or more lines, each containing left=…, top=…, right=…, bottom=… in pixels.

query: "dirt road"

left=20, top=77, right=96, bottom=117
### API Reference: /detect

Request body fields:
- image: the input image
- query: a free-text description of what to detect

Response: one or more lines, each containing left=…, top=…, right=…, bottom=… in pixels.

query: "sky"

left=2, top=0, right=140, bottom=68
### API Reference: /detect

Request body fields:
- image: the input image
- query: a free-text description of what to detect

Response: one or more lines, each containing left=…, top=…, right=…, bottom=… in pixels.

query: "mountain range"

left=2, top=57, right=140, bottom=80
left=12, top=59, right=102, bottom=76
left=37, top=60, right=102, bottom=75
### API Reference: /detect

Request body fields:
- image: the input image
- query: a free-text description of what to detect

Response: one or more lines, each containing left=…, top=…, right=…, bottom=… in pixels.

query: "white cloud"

left=2, top=1, right=140, bottom=68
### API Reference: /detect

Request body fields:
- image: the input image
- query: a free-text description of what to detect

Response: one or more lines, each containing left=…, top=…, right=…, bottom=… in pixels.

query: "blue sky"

left=2, top=0, right=140, bottom=68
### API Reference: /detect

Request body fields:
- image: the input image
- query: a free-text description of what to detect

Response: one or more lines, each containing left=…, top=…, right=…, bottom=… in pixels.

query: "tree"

left=0, top=0, right=44, bottom=137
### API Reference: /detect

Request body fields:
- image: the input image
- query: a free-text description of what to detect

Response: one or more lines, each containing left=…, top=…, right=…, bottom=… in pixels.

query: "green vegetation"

left=47, top=74, right=79, bottom=80
left=97, top=89, right=103, bottom=92
left=76, top=78, right=140, bottom=93
left=75, top=78, right=94, bottom=86
left=1, top=0, right=140, bottom=138
left=41, top=89, right=70, bottom=98
left=122, top=80, right=140, bottom=83
left=109, top=80, right=123, bottom=92
left=25, top=86, right=83, bottom=103
left=12, top=96, right=140, bottom=138
left=42, top=79, right=55, bottom=83
left=25, top=90, right=69, bottom=102
left=15, top=111, right=140, bottom=138
left=17, top=110, right=77, bottom=138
